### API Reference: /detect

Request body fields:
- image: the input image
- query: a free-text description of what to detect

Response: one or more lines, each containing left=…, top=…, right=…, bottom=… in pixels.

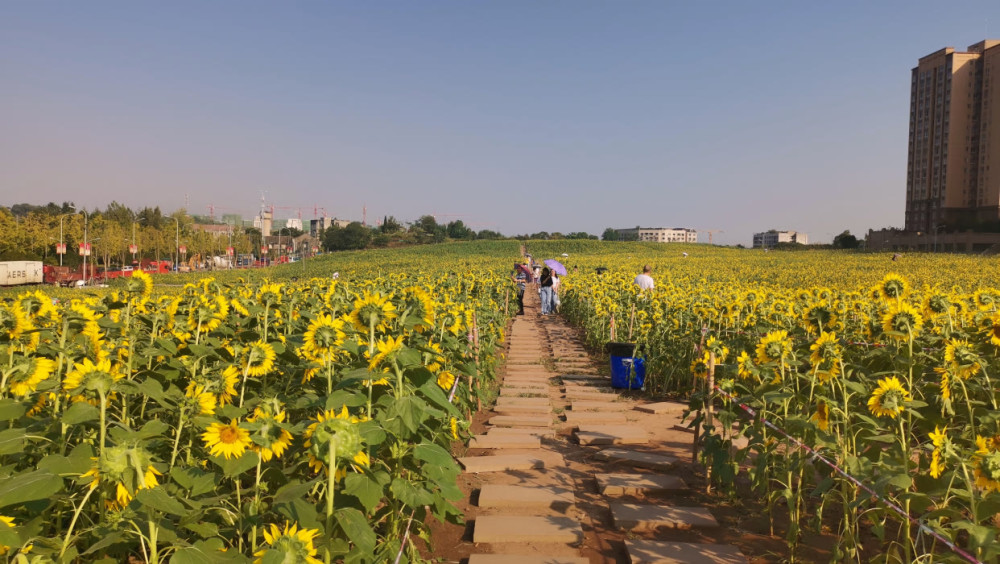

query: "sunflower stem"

left=59, top=484, right=96, bottom=558
left=325, top=437, right=338, bottom=564
left=169, top=407, right=186, bottom=471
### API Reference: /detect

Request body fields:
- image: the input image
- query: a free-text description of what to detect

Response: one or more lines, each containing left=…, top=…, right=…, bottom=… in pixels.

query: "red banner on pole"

left=129, top=244, right=138, bottom=254
left=78, top=243, right=91, bottom=256
left=56, top=243, right=66, bottom=255
left=179, top=245, right=187, bottom=255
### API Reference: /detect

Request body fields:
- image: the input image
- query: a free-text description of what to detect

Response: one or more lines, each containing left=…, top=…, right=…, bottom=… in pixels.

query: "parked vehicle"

left=0, top=261, right=44, bottom=286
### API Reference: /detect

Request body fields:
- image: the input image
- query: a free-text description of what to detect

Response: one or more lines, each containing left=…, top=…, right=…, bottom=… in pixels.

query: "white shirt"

left=634, top=273, right=655, bottom=290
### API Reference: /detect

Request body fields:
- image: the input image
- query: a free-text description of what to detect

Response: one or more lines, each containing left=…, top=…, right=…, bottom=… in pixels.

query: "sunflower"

left=867, top=376, right=911, bottom=419
left=257, top=282, right=285, bottom=307
left=929, top=426, right=947, bottom=479
left=809, top=332, right=842, bottom=383
left=437, top=370, right=457, bottom=391
left=972, top=435, right=1000, bottom=493
left=302, top=314, right=345, bottom=362
left=244, top=341, right=276, bottom=377
left=202, top=420, right=253, bottom=460
left=881, top=303, right=923, bottom=341
left=935, top=367, right=952, bottom=404
left=82, top=444, right=162, bottom=509
left=401, top=286, right=436, bottom=331
left=126, top=270, right=153, bottom=303
left=186, top=294, right=230, bottom=334
left=9, top=356, right=54, bottom=397
left=982, top=313, right=1000, bottom=347
left=705, top=336, right=729, bottom=363
left=923, top=291, right=952, bottom=319
left=247, top=406, right=293, bottom=462
left=348, top=290, right=397, bottom=333
left=303, top=407, right=367, bottom=476
left=252, top=522, right=323, bottom=564
left=16, top=289, right=58, bottom=327
left=690, top=350, right=710, bottom=379
left=943, top=338, right=981, bottom=379
left=187, top=365, right=240, bottom=405
left=185, top=385, right=217, bottom=415
left=367, top=335, right=405, bottom=371
left=811, top=400, right=830, bottom=431
left=0, top=303, right=28, bottom=343
left=736, top=351, right=758, bottom=380
left=879, top=273, right=909, bottom=301
left=450, top=417, right=459, bottom=440
left=63, top=358, right=121, bottom=403
left=973, top=289, right=999, bottom=311
left=755, top=330, right=792, bottom=364
left=803, top=303, right=839, bottom=335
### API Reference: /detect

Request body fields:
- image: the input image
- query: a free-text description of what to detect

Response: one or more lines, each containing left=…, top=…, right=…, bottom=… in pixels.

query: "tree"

left=446, top=220, right=475, bottom=240
left=324, top=222, right=373, bottom=251
left=380, top=216, right=402, bottom=234
left=476, top=230, right=503, bottom=240
left=601, top=228, right=619, bottom=241
left=833, top=230, right=860, bottom=249
left=566, top=232, right=597, bottom=240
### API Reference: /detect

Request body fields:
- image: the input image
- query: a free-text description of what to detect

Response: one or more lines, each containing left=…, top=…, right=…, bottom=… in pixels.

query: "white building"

left=615, top=227, right=698, bottom=243
left=753, top=230, right=808, bottom=248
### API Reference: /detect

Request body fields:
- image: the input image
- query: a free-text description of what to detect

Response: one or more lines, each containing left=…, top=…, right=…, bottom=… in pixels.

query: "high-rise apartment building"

left=906, top=40, right=1000, bottom=232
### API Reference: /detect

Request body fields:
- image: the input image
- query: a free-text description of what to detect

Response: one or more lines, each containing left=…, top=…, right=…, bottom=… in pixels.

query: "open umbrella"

left=514, top=263, right=532, bottom=277
left=544, top=258, right=567, bottom=276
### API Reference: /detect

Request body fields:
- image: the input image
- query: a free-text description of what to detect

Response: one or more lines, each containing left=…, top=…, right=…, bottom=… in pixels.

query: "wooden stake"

left=472, top=311, right=481, bottom=411
left=705, top=351, right=716, bottom=494
left=610, top=314, right=616, bottom=342
left=504, top=288, right=509, bottom=315
left=627, top=303, right=636, bottom=341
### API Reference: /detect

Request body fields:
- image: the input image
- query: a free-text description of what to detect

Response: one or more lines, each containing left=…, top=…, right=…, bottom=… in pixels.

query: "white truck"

left=0, top=261, right=44, bottom=286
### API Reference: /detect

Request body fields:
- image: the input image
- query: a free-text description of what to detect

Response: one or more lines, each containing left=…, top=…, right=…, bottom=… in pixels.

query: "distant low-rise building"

left=753, top=230, right=808, bottom=248
left=615, top=227, right=698, bottom=243
left=309, top=217, right=352, bottom=238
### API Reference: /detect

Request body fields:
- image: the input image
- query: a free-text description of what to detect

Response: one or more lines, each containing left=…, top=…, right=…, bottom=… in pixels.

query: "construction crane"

left=702, top=230, right=724, bottom=245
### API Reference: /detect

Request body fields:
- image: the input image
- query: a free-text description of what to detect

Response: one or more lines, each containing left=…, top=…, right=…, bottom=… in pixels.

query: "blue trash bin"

left=611, top=356, right=645, bottom=389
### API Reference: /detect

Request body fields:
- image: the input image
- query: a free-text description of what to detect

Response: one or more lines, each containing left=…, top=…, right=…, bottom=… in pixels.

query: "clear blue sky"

left=3, top=1, right=999, bottom=244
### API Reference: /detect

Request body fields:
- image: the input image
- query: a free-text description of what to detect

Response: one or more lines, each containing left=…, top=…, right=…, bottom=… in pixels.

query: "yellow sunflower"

left=879, top=273, right=909, bottom=301
left=186, top=294, right=230, bottom=334
left=187, top=365, right=240, bottom=406
left=302, top=314, right=345, bottom=362
left=944, top=338, right=981, bottom=379
left=867, top=376, right=911, bottom=419
left=736, top=351, right=758, bottom=380
left=881, top=303, right=923, bottom=341
left=809, top=332, right=842, bottom=383
left=247, top=406, right=293, bottom=462
left=367, top=335, right=405, bottom=371
left=303, top=407, right=368, bottom=476
left=82, top=444, right=162, bottom=509
left=437, top=370, right=457, bottom=391
left=982, top=313, right=1000, bottom=347
left=972, top=435, right=1000, bottom=493
left=202, top=420, right=252, bottom=460
left=63, top=358, right=121, bottom=403
left=126, top=270, right=153, bottom=303
left=348, top=290, right=398, bottom=333
left=0, top=303, right=29, bottom=343
left=929, top=426, right=947, bottom=479
left=9, top=356, right=54, bottom=397
left=253, top=522, right=322, bottom=564
left=811, top=400, right=830, bottom=431
left=755, top=330, right=792, bottom=364
left=244, top=341, right=276, bottom=377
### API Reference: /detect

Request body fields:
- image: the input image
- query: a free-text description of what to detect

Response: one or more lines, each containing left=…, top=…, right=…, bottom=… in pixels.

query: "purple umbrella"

left=544, top=259, right=567, bottom=276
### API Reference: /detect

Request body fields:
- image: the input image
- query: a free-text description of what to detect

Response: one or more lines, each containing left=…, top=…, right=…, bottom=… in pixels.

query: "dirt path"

left=427, top=288, right=784, bottom=563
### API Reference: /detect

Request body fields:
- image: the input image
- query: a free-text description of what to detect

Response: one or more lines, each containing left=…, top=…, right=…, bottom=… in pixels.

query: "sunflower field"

left=529, top=241, right=1000, bottom=563
left=0, top=241, right=516, bottom=563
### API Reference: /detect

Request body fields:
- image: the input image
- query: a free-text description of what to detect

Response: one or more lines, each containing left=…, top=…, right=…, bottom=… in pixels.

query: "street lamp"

left=57, top=212, right=76, bottom=267
left=279, top=227, right=293, bottom=264
left=167, top=216, right=180, bottom=271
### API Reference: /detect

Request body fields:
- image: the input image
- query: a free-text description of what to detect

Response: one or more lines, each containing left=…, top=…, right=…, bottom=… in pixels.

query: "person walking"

left=512, top=262, right=527, bottom=315
left=550, top=272, right=561, bottom=313
left=634, top=264, right=655, bottom=291
left=539, top=267, right=554, bottom=315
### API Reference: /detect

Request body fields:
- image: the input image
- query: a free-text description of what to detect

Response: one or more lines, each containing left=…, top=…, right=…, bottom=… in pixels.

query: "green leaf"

left=62, top=402, right=100, bottom=425
left=0, top=399, right=26, bottom=421
left=184, top=522, right=220, bottom=539
left=170, top=538, right=247, bottom=564
left=275, top=498, right=321, bottom=531
left=0, top=520, right=18, bottom=549
left=887, top=474, right=912, bottom=490
left=137, top=419, right=171, bottom=439
left=37, top=444, right=95, bottom=476
left=335, top=507, right=376, bottom=554
left=210, top=452, right=260, bottom=478
left=390, top=396, right=428, bottom=434
left=136, top=487, right=189, bottom=516
left=0, top=429, right=26, bottom=455
left=273, top=481, right=314, bottom=504
left=413, top=443, right=454, bottom=467
left=0, top=470, right=62, bottom=508
left=390, top=478, right=435, bottom=508
left=81, top=531, right=126, bottom=555
left=171, top=467, right=218, bottom=497
left=343, top=472, right=384, bottom=512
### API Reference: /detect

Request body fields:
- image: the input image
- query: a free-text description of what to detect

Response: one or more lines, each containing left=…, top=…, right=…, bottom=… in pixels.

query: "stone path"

left=456, top=285, right=749, bottom=563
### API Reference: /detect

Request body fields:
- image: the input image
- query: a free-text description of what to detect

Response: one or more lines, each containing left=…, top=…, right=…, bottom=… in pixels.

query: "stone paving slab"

left=570, top=400, right=628, bottom=412
left=563, top=411, right=628, bottom=425
left=611, top=503, right=719, bottom=531
left=478, top=484, right=575, bottom=510
left=496, top=397, right=552, bottom=406
left=468, top=556, right=590, bottom=564
left=594, top=448, right=679, bottom=471
left=487, top=426, right=556, bottom=438
left=595, top=473, right=686, bottom=495
left=494, top=405, right=553, bottom=416
left=635, top=401, right=688, bottom=415
left=574, top=425, right=648, bottom=445
left=489, top=414, right=553, bottom=428
left=459, top=452, right=564, bottom=473
left=470, top=434, right=541, bottom=449
left=564, top=390, right=619, bottom=401
left=500, top=389, right=549, bottom=397
left=625, top=541, right=747, bottom=563
left=473, top=515, right=584, bottom=544
left=560, top=374, right=610, bottom=381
